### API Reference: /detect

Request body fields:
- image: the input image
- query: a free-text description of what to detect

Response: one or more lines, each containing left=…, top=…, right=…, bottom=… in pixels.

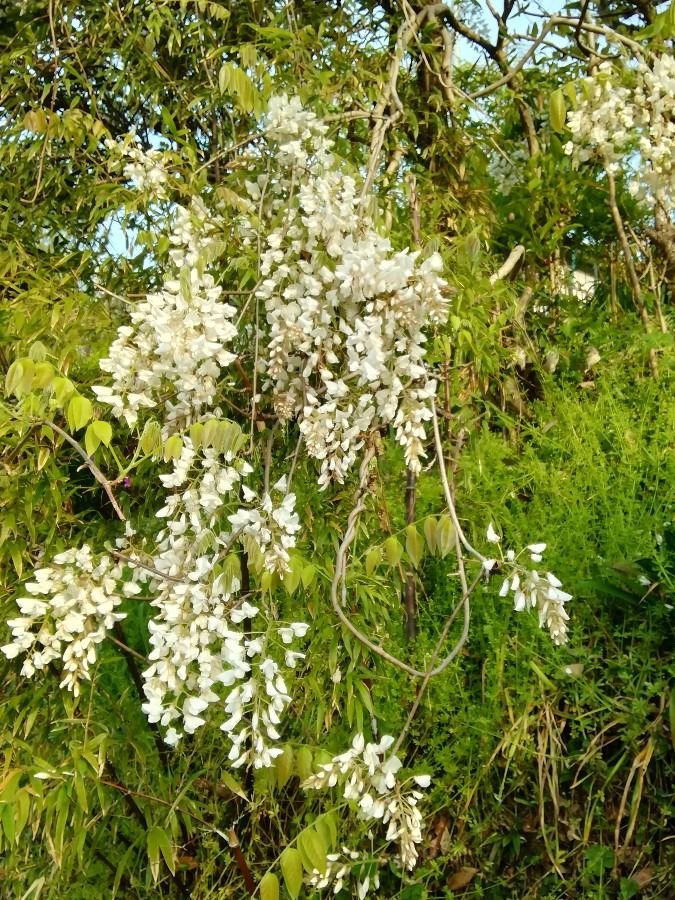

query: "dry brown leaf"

left=427, top=814, right=451, bottom=859
left=633, top=866, right=653, bottom=889
left=447, top=866, right=479, bottom=891
left=439, top=828, right=453, bottom=856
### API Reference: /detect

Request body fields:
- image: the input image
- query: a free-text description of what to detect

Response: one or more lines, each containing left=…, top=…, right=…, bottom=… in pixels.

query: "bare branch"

left=470, top=22, right=554, bottom=99
left=489, top=244, right=525, bottom=285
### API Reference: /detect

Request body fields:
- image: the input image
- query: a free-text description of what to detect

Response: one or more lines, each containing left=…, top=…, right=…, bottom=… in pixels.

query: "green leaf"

left=219, top=769, right=248, bottom=801
left=406, top=525, right=424, bottom=568
left=437, top=516, right=456, bottom=558
left=5, top=360, right=24, bottom=397
left=298, top=828, right=327, bottom=874
left=91, top=420, right=112, bottom=446
left=1, top=801, right=15, bottom=845
left=37, top=446, right=50, bottom=471
left=52, top=376, right=75, bottom=406
left=84, top=423, right=101, bottom=456
left=355, top=680, right=374, bottom=715
left=189, top=422, right=204, bottom=449
left=259, top=872, right=280, bottom=900
left=180, top=267, right=192, bottom=299
left=28, top=340, right=47, bottom=361
left=295, top=746, right=313, bottom=781
left=384, top=535, right=403, bottom=567
left=365, top=547, right=381, bottom=575
left=10, top=543, right=24, bottom=579
left=201, top=418, right=220, bottom=448
left=147, top=826, right=175, bottom=882
left=163, top=435, right=183, bottom=462
left=33, top=361, right=55, bottom=390
left=0, top=770, right=22, bottom=802
left=301, top=564, right=315, bottom=589
left=423, top=517, right=437, bottom=554
left=279, top=847, right=303, bottom=899
left=283, top=557, right=303, bottom=595
left=220, top=421, right=245, bottom=455
left=218, top=63, right=231, bottom=94
left=315, top=812, right=337, bottom=851
left=563, top=82, right=577, bottom=107
left=276, top=744, right=294, bottom=789
left=67, top=395, right=93, bottom=431
left=139, top=419, right=162, bottom=456
left=550, top=88, right=567, bottom=133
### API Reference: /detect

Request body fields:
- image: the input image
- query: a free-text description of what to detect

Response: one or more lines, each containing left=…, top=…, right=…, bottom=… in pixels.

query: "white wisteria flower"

left=306, top=846, right=380, bottom=898
left=1, top=546, right=127, bottom=697
left=564, top=54, right=675, bottom=213
left=249, top=94, right=451, bottom=486
left=303, top=733, right=430, bottom=870
left=491, top=534, right=571, bottom=645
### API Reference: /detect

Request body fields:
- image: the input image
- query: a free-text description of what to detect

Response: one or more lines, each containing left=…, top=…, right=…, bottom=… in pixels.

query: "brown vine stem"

left=41, top=418, right=126, bottom=520
left=429, top=399, right=487, bottom=567
left=330, top=444, right=483, bottom=679
left=391, top=570, right=480, bottom=757
left=22, top=0, right=59, bottom=204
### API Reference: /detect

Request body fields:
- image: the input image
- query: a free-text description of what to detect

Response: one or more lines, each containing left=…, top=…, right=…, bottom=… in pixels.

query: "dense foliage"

left=1, top=1, right=674, bottom=898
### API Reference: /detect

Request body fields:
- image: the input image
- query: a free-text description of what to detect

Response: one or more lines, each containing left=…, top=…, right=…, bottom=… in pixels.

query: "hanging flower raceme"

left=486, top=524, right=571, bottom=644
left=306, top=846, right=380, bottom=898
left=93, top=201, right=234, bottom=434
left=123, top=434, right=305, bottom=756
left=251, top=94, right=451, bottom=485
left=303, top=733, right=431, bottom=871
left=1, top=546, right=129, bottom=697
left=564, top=54, right=675, bottom=211
left=105, top=135, right=171, bottom=200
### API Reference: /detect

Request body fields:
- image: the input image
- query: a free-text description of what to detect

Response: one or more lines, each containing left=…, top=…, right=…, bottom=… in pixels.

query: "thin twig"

left=111, top=550, right=183, bottom=584
left=42, top=418, right=126, bottom=520
left=22, top=0, right=59, bottom=204
left=284, top=433, right=303, bottom=498
left=469, top=21, right=554, bottom=99
left=263, top=425, right=276, bottom=496
left=605, top=165, right=659, bottom=378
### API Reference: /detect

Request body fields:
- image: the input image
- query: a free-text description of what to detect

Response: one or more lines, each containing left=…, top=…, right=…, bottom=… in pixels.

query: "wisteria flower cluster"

left=140, top=438, right=306, bottom=754
left=252, top=94, right=451, bottom=485
left=105, top=136, right=171, bottom=200
left=0, top=546, right=129, bottom=696
left=93, top=221, right=236, bottom=433
left=489, top=141, right=529, bottom=195
left=307, top=846, right=379, bottom=899
left=303, top=733, right=430, bottom=871
left=486, top=524, right=571, bottom=644
left=564, top=55, right=675, bottom=211
left=1, top=92, right=577, bottom=889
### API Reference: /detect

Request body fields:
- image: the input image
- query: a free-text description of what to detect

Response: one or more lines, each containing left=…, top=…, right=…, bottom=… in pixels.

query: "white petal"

left=486, top=523, right=501, bottom=544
